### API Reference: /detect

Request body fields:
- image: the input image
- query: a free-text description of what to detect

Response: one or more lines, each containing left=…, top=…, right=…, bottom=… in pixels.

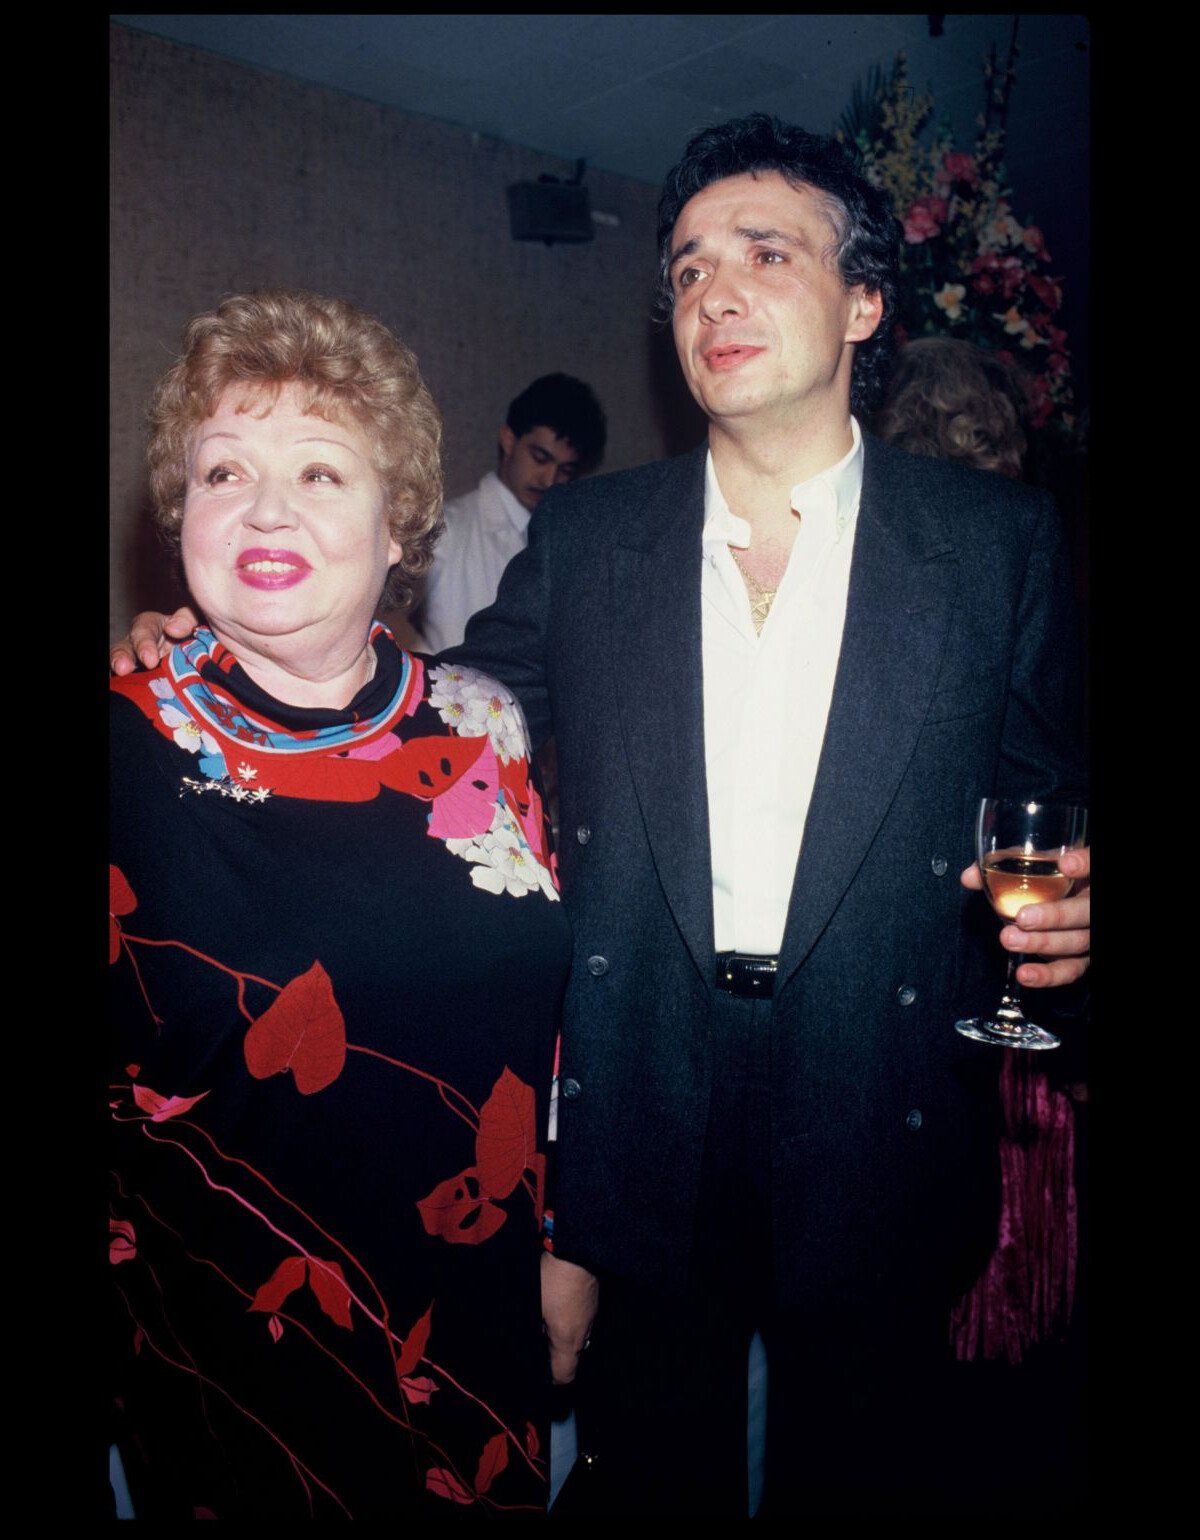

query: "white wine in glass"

left=955, top=797, right=1088, bottom=1050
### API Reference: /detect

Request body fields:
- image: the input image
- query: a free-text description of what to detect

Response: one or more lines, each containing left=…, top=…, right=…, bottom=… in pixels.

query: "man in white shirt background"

left=410, top=373, right=606, bottom=653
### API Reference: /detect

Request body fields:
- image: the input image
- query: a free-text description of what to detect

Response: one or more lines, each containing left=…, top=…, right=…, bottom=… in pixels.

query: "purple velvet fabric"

left=950, top=1053, right=1077, bottom=1364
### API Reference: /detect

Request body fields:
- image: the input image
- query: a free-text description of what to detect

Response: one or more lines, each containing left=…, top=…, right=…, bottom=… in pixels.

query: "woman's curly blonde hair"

left=146, top=290, right=443, bottom=609
left=874, top=336, right=1027, bottom=480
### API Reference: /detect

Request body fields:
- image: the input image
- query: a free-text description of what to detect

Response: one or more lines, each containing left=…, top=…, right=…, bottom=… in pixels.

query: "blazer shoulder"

left=865, top=433, right=1052, bottom=513
left=862, top=434, right=1057, bottom=559
left=535, top=446, right=705, bottom=535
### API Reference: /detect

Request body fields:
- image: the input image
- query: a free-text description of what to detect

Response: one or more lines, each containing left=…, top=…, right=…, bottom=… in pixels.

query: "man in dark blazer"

left=454, top=117, right=1090, bottom=1516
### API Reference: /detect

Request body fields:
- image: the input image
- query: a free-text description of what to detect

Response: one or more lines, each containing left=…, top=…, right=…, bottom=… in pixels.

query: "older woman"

left=109, top=292, right=572, bottom=1518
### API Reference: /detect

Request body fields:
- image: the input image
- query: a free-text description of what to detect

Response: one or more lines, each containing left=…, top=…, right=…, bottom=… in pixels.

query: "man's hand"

left=541, top=1252, right=598, bottom=1386
left=110, top=607, right=199, bottom=675
left=961, top=845, right=1090, bottom=988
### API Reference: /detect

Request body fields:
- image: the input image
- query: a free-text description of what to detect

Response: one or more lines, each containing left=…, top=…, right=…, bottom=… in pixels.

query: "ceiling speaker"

left=507, top=180, right=593, bottom=245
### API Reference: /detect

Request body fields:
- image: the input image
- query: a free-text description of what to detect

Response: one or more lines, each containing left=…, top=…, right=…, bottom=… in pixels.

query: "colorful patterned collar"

left=163, top=624, right=416, bottom=762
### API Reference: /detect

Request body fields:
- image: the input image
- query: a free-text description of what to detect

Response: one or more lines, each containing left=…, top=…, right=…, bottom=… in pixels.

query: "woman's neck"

left=207, top=624, right=379, bottom=710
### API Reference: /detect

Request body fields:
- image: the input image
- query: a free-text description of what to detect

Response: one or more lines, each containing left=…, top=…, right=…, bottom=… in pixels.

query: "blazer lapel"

left=775, top=439, right=959, bottom=994
left=609, top=448, right=715, bottom=986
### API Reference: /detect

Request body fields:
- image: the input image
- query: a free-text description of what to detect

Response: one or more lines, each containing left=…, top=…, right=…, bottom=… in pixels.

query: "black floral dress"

left=109, top=626, right=571, bottom=1518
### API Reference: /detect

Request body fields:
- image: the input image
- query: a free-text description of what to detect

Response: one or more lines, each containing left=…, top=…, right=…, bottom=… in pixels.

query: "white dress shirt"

left=414, top=472, right=530, bottom=653
left=702, top=418, right=864, bottom=955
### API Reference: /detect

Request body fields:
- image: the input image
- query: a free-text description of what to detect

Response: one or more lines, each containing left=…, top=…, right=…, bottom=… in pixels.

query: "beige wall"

left=110, top=24, right=705, bottom=640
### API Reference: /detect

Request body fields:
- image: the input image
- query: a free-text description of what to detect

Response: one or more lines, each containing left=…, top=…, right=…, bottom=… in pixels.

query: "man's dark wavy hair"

left=506, top=373, right=607, bottom=472
left=655, top=114, right=902, bottom=416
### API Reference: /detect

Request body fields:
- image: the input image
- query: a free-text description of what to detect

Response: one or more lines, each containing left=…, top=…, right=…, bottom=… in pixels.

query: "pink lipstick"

left=235, top=547, right=312, bottom=590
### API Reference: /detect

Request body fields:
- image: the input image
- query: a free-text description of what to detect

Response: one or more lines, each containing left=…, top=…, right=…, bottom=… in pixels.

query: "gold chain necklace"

left=729, top=546, right=777, bottom=635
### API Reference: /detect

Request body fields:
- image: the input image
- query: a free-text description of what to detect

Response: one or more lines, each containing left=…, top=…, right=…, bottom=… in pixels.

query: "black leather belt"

left=715, top=952, right=778, bottom=998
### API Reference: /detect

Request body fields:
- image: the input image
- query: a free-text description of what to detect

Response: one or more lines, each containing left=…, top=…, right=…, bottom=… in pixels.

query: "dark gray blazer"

left=451, top=434, right=1084, bottom=1313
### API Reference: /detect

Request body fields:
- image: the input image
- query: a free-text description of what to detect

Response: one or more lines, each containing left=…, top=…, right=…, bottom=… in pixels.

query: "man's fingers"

left=1009, top=893, right=1090, bottom=933
left=1058, top=846, right=1090, bottom=880
left=1000, top=924, right=1090, bottom=957
left=1016, top=956, right=1090, bottom=989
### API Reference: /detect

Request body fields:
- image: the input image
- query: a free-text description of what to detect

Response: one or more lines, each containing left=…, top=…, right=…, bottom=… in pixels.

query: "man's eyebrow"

left=735, top=226, right=807, bottom=249
left=669, top=226, right=809, bottom=271
left=667, top=236, right=700, bottom=271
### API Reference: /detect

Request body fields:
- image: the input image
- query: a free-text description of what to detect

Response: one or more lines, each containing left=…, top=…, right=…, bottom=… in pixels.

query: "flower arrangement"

left=841, top=46, right=1077, bottom=438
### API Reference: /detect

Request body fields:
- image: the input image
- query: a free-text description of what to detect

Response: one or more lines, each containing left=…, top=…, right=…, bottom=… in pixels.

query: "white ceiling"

left=112, top=14, right=1090, bottom=385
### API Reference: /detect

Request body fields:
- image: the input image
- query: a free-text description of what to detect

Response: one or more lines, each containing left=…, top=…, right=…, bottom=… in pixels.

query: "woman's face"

left=181, top=383, right=400, bottom=670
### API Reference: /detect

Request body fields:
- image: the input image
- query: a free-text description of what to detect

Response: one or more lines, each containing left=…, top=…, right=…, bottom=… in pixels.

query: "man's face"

left=667, top=171, right=882, bottom=432
left=497, top=424, right=581, bottom=511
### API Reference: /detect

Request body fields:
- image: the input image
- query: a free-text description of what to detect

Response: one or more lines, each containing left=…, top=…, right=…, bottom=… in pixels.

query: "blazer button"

left=561, top=1078, right=582, bottom=1100
left=586, top=955, right=609, bottom=977
left=897, top=984, right=917, bottom=1006
left=576, top=826, right=592, bottom=845
left=906, top=1108, right=923, bottom=1131
left=931, top=856, right=948, bottom=876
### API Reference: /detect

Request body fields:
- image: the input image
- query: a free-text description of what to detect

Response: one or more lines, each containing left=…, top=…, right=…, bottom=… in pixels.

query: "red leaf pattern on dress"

left=109, top=1216, right=137, bottom=1264
left=109, top=865, right=137, bottom=963
left=475, top=1068, right=536, bottom=1200
left=307, top=1256, right=353, bottom=1329
left=395, top=1302, right=433, bottom=1377
left=474, top=1431, right=509, bottom=1494
left=425, top=1468, right=473, bottom=1504
left=248, top=1255, right=308, bottom=1314
left=243, top=961, right=346, bottom=1095
left=399, top=1374, right=437, bottom=1404
left=267, top=1314, right=284, bottom=1344
left=525, top=1420, right=540, bottom=1458
left=416, top=1169, right=508, bottom=1246
left=131, top=1084, right=210, bottom=1122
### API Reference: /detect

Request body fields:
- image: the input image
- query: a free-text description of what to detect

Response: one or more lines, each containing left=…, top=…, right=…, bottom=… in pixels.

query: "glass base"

left=955, top=1016, right=1060, bottom=1051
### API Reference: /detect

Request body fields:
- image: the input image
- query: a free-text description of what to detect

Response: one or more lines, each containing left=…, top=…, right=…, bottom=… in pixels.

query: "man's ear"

left=846, top=286, right=884, bottom=344
left=498, top=424, right=517, bottom=462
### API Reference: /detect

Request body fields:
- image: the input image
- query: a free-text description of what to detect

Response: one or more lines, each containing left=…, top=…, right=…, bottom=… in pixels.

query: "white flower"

left=429, top=664, right=528, bottom=764
left=157, top=703, right=221, bottom=758
left=444, top=806, right=558, bottom=901
left=149, top=683, right=221, bottom=757
left=933, top=282, right=966, bottom=320
left=237, top=763, right=258, bottom=782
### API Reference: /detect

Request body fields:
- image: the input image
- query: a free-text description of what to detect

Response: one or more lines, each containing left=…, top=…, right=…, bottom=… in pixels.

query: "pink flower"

left=998, top=257, right=1026, bottom=301
left=972, top=272, right=996, bottom=296
left=1022, top=225, right=1048, bottom=257
left=942, top=151, right=979, bottom=186
left=1025, top=374, right=1054, bottom=429
left=1027, top=274, right=1062, bottom=312
left=903, top=197, right=946, bottom=244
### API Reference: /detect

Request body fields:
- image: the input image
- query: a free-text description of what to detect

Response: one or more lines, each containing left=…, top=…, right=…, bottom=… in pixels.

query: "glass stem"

left=996, top=952, right=1025, bottom=1023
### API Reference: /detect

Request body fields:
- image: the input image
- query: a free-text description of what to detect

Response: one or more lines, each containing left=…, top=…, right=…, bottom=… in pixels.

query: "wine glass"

left=955, top=797, right=1088, bottom=1050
